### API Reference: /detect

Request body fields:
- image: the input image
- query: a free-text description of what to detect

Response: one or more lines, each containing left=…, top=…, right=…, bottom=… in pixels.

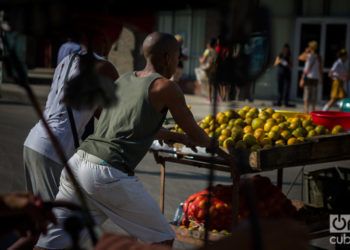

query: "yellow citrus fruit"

left=235, top=140, right=247, bottom=149
left=292, top=127, right=307, bottom=138
left=223, top=138, right=235, bottom=149
left=221, top=128, right=231, bottom=137
left=307, top=130, right=317, bottom=138
left=315, top=125, right=326, bottom=135
left=254, top=129, right=265, bottom=141
left=302, top=119, right=313, bottom=128
left=260, top=137, right=272, bottom=146
left=297, top=137, right=305, bottom=143
left=217, top=115, right=228, bottom=125
left=218, top=135, right=228, bottom=145
left=263, top=144, right=273, bottom=149
left=231, top=126, right=243, bottom=136
left=265, top=108, right=275, bottom=115
left=278, top=122, right=289, bottom=130
left=287, top=137, right=298, bottom=145
left=258, top=111, right=270, bottom=121
left=268, top=130, right=279, bottom=141
left=228, top=119, right=236, bottom=126
left=331, top=125, right=344, bottom=135
left=244, top=117, right=253, bottom=125
left=271, top=125, right=281, bottom=134
left=246, top=110, right=258, bottom=119
left=250, top=144, right=261, bottom=151
left=272, top=113, right=282, bottom=120
left=264, top=122, right=274, bottom=132
left=305, top=125, right=314, bottom=132
left=291, top=118, right=302, bottom=127
left=251, top=118, right=264, bottom=130
left=242, top=106, right=251, bottom=112
left=234, top=118, right=245, bottom=127
left=243, top=134, right=258, bottom=146
left=237, top=110, right=247, bottom=119
left=243, top=125, right=254, bottom=134
left=266, top=118, right=277, bottom=125
left=280, top=130, right=291, bottom=140
left=275, top=139, right=285, bottom=146
left=224, top=110, right=235, bottom=119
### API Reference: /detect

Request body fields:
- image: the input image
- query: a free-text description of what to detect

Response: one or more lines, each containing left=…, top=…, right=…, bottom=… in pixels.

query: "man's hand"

left=0, top=193, right=56, bottom=236
left=156, top=128, right=198, bottom=152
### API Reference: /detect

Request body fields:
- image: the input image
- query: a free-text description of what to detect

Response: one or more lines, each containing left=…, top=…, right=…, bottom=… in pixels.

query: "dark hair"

left=209, top=38, right=217, bottom=48
left=281, top=43, right=291, bottom=57
left=338, top=49, right=348, bottom=58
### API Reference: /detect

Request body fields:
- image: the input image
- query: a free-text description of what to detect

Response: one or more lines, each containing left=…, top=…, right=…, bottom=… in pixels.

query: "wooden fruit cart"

left=150, top=133, right=350, bottom=244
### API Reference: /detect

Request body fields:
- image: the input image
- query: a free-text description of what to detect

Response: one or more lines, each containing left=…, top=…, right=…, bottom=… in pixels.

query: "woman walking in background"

left=323, top=49, right=348, bottom=111
left=273, top=44, right=295, bottom=107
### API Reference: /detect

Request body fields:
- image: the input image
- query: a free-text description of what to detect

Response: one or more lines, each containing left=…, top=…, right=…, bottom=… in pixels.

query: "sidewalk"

left=0, top=82, right=323, bottom=116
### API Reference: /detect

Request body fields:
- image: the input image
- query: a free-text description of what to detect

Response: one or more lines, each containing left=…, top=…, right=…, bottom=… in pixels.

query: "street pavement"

left=0, top=82, right=346, bottom=249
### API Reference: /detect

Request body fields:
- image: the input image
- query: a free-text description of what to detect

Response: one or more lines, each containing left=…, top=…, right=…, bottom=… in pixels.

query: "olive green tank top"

left=79, top=71, right=166, bottom=170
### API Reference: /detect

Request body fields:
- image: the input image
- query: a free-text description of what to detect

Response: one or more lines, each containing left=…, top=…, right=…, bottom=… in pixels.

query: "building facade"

left=157, top=0, right=350, bottom=102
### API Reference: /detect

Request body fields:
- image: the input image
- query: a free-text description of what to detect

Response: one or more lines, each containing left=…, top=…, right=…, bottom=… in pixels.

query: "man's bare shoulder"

left=151, top=77, right=181, bottom=94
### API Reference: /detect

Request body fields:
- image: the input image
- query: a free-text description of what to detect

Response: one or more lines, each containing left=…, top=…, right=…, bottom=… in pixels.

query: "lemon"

left=224, top=110, right=235, bottom=119
left=264, top=122, right=274, bottom=132
left=217, top=115, right=228, bottom=125
left=223, top=138, right=235, bottom=149
left=254, top=128, right=265, bottom=141
left=280, top=130, right=291, bottom=140
left=315, top=125, right=326, bottom=135
left=275, top=139, right=285, bottom=146
left=251, top=118, right=264, bottom=130
left=243, top=125, right=254, bottom=134
left=307, top=130, right=317, bottom=138
left=234, top=118, right=245, bottom=127
left=271, top=125, right=281, bottom=134
left=268, top=130, right=279, bottom=141
left=287, top=137, right=298, bottom=145
left=250, top=144, right=261, bottom=151
left=237, top=110, right=247, bottom=119
left=244, top=117, right=253, bottom=125
left=221, top=128, right=231, bottom=137
left=235, top=140, right=247, bottom=149
left=331, top=125, right=344, bottom=135
left=228, top=119, right=236, bottom=127
left=258, top=111, right=270, bottom=121
left=243, top=134, right=258, bottom=147
left=260, top=137, right=272, bottom=146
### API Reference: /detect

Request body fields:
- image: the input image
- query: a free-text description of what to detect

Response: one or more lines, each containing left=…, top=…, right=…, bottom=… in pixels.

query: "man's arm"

left=150, top=79, right=210, bottom=148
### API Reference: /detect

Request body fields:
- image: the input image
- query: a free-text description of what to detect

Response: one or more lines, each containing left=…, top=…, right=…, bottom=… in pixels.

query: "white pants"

left=36, top=151, right=175, bottom=249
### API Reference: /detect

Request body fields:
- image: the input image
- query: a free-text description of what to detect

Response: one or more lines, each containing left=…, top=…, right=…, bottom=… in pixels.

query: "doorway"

left=292, top=18, right=350, bottom=103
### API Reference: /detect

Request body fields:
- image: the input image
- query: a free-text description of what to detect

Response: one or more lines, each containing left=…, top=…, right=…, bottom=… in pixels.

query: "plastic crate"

left=303, top=167, right=350, bottom=212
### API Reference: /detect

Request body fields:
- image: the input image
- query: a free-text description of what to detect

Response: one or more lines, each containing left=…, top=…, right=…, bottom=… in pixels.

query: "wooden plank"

left=160, top=161, right=166, bottom=214
left=250, top=133, right=350, bottom=171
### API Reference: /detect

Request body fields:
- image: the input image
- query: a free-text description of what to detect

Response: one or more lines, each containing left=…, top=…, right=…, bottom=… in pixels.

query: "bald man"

left=34, top=32, right=211, bottom=249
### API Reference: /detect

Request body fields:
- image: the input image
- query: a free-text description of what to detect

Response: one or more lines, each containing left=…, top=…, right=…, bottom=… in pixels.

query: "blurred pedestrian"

left=23, top=29, right=119, bottom=202
left=197, top=38, right=218, bottom=102
left=298, top=40, right=323, bottom=113
left=323, top=49, right=348, bottom=111
left=273, top=44, right=295, bottom=107
left=215, top=37, right=232, bottom=101
left=171, top=34, right=188, bottom=83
